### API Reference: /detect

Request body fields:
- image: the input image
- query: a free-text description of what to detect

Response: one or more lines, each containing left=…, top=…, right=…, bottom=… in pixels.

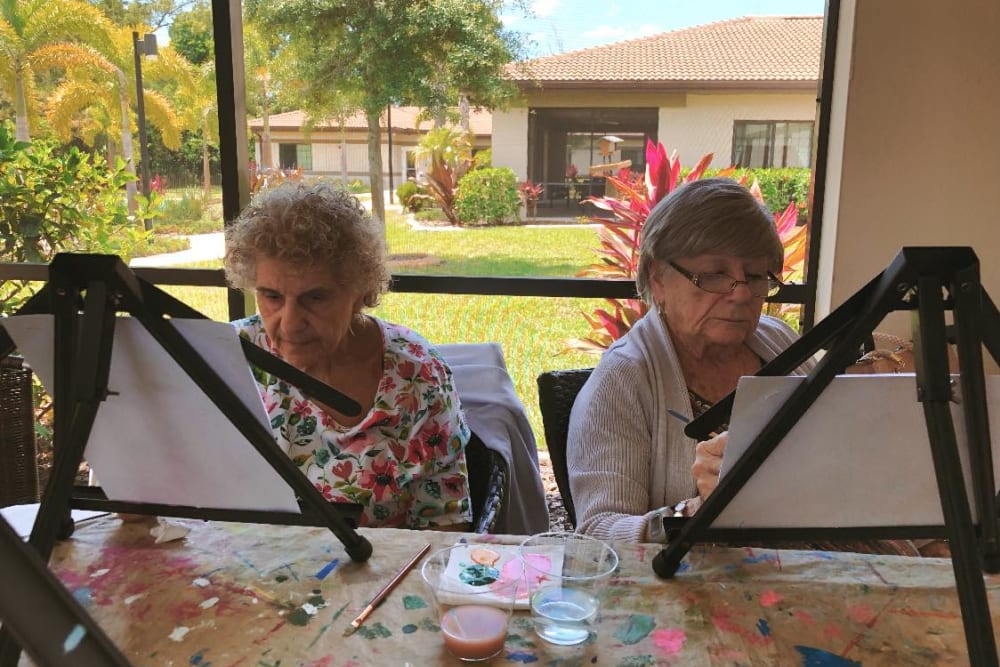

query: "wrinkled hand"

left=691, top=432, right=728, bottom=500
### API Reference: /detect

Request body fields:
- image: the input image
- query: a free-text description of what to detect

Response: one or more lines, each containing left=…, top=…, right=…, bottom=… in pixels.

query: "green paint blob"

left=402, top=624, right=418, bottom=634
left=275, top=575, right=288, bottom=583
left=402, top=595, right=427, bottom=610
left=614, top=614, right=656, bottom=645
left=618, top=656, right=657, bottom=667
left=419, top=618, right=440, bottom=632
left=505, top=633, right=536, bottom=648
left=357, top=622, right=392, bottom=639
left=287, top=608, right=311, bottom=626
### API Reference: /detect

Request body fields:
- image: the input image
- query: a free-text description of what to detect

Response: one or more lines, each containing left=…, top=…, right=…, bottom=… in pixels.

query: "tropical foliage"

left=0, top=122, right=149, bottom=314
left=570, top=139, right=808, bottom=353
left=414, top=127, right=474, bottom=226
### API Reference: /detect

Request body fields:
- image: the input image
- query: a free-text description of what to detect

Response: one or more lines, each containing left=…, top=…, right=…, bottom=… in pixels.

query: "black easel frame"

left=0, top=253, right=374, bottom=666
left=652, top=247, right=1000, bottom=666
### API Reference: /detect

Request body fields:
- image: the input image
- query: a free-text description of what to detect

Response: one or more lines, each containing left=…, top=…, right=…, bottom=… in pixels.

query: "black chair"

left=0, top=356, right=38, bottom=508
left=536, top=368, right=593, bottom=527
left=465, top=432, right=507, bottom=534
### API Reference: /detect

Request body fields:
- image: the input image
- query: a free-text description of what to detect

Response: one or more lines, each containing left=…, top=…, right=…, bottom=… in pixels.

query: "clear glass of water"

left=518, top=532, right=619, bottom=646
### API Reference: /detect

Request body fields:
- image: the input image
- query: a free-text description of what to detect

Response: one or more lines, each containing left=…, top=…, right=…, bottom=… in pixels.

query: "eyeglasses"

left=668, top=261, right=782, bottom=298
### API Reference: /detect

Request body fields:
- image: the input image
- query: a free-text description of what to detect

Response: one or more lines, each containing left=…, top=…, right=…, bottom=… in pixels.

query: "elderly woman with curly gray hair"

left=225, top=181, right=471, bottom=531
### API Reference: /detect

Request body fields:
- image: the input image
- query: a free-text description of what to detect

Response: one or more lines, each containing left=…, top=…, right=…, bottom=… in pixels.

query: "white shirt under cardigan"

left=567, top=311, right=816, bottom=542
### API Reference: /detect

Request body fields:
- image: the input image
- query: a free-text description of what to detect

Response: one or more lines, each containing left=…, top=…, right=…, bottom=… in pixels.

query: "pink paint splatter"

left=759, top=590, right=783, bottom=608
left=821, top=623, right=844, bottom=640
left=651, top=628, right=686, bottom=656
left=793, top=609, right=816, bottom=625
left=848, top=604, right=877, bottom=625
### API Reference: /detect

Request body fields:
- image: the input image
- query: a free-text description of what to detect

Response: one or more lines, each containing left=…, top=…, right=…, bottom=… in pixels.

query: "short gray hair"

left=224, top=181, right=389, bottom=309
left=635, top=178, right=783, bottom=304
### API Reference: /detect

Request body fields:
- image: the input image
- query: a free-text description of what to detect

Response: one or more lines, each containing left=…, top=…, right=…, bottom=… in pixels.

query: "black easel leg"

left=923, top=402, right=998, bottom=667
left=915, top=275, right=998, bottom=667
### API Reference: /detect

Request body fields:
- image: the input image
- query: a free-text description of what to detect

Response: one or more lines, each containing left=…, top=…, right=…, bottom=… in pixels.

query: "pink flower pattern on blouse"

left=234, top=314, right=472, bottom=528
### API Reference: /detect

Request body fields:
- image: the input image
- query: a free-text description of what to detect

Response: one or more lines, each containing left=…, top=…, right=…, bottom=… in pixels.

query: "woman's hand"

left=691, top=432, right=728, bottom=499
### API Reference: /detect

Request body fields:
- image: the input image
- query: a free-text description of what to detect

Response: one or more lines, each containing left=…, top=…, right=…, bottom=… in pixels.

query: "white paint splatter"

left=168, top=626, right=190, bottom=642
left=199, top=597, right=220, bottom=609
left=63, top=625, right=86, bottom=653
left=192, top=577, right=210, bottom=588
left=124, top=594, right=145, bottom=606
left=301, top=602, right=318, bottom=616
left=89, top=568, right=110, bottom=578
left=251, top=598, right=259, bottom=604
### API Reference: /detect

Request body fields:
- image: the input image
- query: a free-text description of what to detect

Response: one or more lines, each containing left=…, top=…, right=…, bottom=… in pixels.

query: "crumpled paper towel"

left=150, top=517, right=190, bottom=543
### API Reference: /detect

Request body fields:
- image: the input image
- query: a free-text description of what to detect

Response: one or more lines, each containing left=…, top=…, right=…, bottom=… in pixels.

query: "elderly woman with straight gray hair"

left=566, top=177, right=813, bottom=542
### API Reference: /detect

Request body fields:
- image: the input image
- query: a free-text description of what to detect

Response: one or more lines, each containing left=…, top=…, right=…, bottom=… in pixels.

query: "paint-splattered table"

left=26, top=516, right=1000, bottom=666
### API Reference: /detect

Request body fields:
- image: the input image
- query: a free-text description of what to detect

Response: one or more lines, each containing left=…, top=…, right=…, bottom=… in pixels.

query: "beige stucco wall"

left=816, top=0, right=1000, bottom=343
left=658, top=93, right=816, bottom=168
left=492, top=107, right=529, bottom=179
left=492, top=91, right=815, bottom=176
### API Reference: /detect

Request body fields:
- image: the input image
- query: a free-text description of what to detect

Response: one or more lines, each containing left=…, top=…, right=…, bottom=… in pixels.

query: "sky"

left=502, top=0, right=826, bottom=58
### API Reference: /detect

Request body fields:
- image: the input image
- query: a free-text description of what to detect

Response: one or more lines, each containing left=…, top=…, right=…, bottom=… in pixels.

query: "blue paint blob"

left=757, top=618, right=771, bottom=637
left=188, top=650, right=210, bottom=665
left=795, top=645, right=862, bottom=666
left=506, top=653, right=539, bottom=663
left=62, top=625, right=85, bottom=654
left=744, top=553, right=775, bottom=564
left=72, top=587, right=93, bottom=607
left=315, top=558, right=340, bottom=580
left=676, top=561, right=690, bottom=573
left=401, top=624, right=418, bottom=634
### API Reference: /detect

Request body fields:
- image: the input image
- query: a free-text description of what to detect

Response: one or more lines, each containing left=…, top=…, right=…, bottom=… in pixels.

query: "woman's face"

left=652, top=253, right=770, bottom=350
left=254, top=255, right=364, bottom=373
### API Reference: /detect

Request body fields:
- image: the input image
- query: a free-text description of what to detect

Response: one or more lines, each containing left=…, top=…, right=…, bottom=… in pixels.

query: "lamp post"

left=132, top=31, right=157, bottom=231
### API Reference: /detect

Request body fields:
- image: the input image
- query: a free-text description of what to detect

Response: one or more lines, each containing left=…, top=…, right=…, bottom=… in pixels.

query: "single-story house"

left=247, top=106, right=492, bottom=185
left=492, top=15, right=822, bottom=190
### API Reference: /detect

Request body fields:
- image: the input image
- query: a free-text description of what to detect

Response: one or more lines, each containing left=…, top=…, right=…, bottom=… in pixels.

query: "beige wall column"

left=492, top=107, right=529, bottom=180
left=815, top=0, right=1000, bottom=337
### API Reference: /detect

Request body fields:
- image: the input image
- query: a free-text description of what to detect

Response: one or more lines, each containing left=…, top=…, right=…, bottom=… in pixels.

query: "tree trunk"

left=339, top=124, right=348, bottom=184
left=366, top=110, right=385, bottom=225
left=459, top=94, right=470, bottom=132
left=260, top=80, right=273, bottom=169
left=14, top=70, right=31, bottom=142
left=116, top=68, right=138, bottom=216
left=202, top=118, right=211, bottom=196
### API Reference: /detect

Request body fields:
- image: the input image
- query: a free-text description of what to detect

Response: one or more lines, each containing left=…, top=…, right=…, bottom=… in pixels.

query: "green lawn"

left=162, top=211, right=608, bottom=450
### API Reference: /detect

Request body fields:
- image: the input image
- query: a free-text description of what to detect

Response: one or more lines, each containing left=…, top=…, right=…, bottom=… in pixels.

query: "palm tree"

left=44, top=27, right=182, bottom=214
left=169, top=56, right=218, bottom=195
left=0, top=0, right=113, bottom=141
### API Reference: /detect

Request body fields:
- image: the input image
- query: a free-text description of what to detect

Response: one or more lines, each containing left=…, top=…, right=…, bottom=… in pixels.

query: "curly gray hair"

left=224, top=182, right=390, bottom=309
left=635, top=178, right=783, bottom=305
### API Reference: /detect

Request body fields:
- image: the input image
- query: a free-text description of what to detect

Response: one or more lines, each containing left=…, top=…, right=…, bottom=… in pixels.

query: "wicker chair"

left=465, top=431, right=507, bottom=534
left=0, top=356, right=39, bottom=507
left=536, top=368, right=593, bottom=527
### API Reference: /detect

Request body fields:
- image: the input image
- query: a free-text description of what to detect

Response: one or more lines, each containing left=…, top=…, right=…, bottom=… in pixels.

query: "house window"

left=278, top=143, right=312, bottom=170
left=732, top=121, right=813, bottom=168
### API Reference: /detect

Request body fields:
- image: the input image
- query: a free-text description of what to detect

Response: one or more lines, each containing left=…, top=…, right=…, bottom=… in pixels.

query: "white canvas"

left=4, top=315, right=299, bottom=513
left=716, top=373, right=1000, bottom=529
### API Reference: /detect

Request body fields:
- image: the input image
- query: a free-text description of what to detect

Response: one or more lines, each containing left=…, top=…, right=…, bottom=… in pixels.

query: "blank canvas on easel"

left=4, top=314, right=299, bottom=513
left=718, top=373, right=1000, bottom=529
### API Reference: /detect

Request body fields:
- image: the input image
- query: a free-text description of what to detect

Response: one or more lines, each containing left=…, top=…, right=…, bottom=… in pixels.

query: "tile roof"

left=508, top=16, right=822, bottom=86
left=248, top=106, right=491, bottom=136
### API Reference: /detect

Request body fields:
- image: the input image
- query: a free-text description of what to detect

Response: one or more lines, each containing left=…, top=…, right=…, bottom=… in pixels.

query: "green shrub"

left=347, top=179, right=369, bottom=194
left=157, top=193, right=206, bottom=230
left=0, top=121, right=148, bottom=315
left=455, top=167, right=520, bottom=226
left=472, top=148, right=492, bottom=169
left=703, top=167, right=811, bottom=218
left=396, top=180, right=432, bottom=212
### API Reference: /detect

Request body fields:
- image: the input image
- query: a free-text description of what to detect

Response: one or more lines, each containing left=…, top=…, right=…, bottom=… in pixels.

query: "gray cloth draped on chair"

left=439, top=343, right=548, bottom=535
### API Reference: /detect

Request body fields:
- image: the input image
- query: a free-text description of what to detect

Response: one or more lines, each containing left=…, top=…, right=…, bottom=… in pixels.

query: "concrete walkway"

left=130, top=232, right=226, bottom=267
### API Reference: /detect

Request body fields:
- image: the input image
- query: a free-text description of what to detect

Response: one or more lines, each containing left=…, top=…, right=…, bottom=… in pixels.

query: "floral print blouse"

left=233, top=314, right=472, bottom=529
